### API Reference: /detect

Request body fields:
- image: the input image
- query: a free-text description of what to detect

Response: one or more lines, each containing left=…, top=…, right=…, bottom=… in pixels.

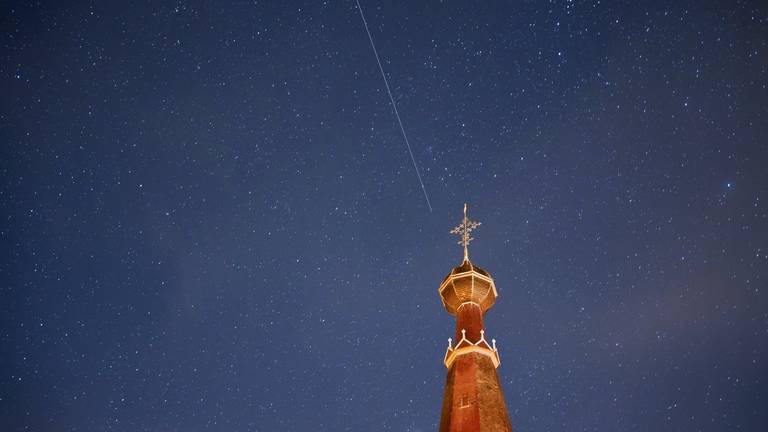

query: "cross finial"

left=450, top=203, right=481, bottom=262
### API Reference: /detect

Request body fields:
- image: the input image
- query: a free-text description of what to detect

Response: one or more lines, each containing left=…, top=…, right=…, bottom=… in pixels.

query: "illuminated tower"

left=438, top=204, right=512, bottom=432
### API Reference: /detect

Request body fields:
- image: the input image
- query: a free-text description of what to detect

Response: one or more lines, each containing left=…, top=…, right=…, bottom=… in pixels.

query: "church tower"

left=438, top=204, right=512, bottom=432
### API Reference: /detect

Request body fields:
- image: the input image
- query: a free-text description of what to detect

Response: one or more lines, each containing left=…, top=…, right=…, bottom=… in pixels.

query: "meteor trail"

left=355, top=0, right=433, bottom=212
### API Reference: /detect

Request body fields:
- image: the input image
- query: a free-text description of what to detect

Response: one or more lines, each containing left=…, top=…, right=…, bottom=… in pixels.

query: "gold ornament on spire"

left=450, top=203, right=481, bottom=262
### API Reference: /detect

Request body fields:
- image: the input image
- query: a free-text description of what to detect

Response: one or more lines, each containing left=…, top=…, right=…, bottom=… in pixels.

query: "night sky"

left=2, top=1, right=767, bottom=431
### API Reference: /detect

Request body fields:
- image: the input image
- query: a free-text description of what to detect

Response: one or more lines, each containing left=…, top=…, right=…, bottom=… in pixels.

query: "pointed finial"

left=450, top=203, right=481, bottom=262
left=463, top=203, right=468, bottom=261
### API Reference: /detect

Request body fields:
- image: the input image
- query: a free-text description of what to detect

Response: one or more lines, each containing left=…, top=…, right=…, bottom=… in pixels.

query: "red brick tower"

left=438, top=204, right=512, bottom=432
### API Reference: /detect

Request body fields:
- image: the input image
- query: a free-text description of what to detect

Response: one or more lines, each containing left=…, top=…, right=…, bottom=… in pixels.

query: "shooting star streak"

left=355, top=0, right=433, bottom=212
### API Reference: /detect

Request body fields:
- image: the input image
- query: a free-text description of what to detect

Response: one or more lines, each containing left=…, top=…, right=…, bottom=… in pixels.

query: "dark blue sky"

left=2, top=1, right=767, bottom=431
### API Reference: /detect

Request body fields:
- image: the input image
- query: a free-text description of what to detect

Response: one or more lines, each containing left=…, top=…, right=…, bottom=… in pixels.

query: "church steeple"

left=438, top=204, right=513, bottom=432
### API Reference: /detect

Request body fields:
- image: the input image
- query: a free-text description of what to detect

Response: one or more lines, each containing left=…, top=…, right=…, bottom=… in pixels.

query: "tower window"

left=459, top=394, right=470, bottom=408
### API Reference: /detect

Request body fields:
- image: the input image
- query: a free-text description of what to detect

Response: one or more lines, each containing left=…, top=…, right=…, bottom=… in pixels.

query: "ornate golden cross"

left=450, top=203, right=481, bottom=262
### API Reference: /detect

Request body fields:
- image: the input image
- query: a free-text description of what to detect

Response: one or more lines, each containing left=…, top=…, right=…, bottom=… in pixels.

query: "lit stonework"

left=438, top=204, right=512, bottom=432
